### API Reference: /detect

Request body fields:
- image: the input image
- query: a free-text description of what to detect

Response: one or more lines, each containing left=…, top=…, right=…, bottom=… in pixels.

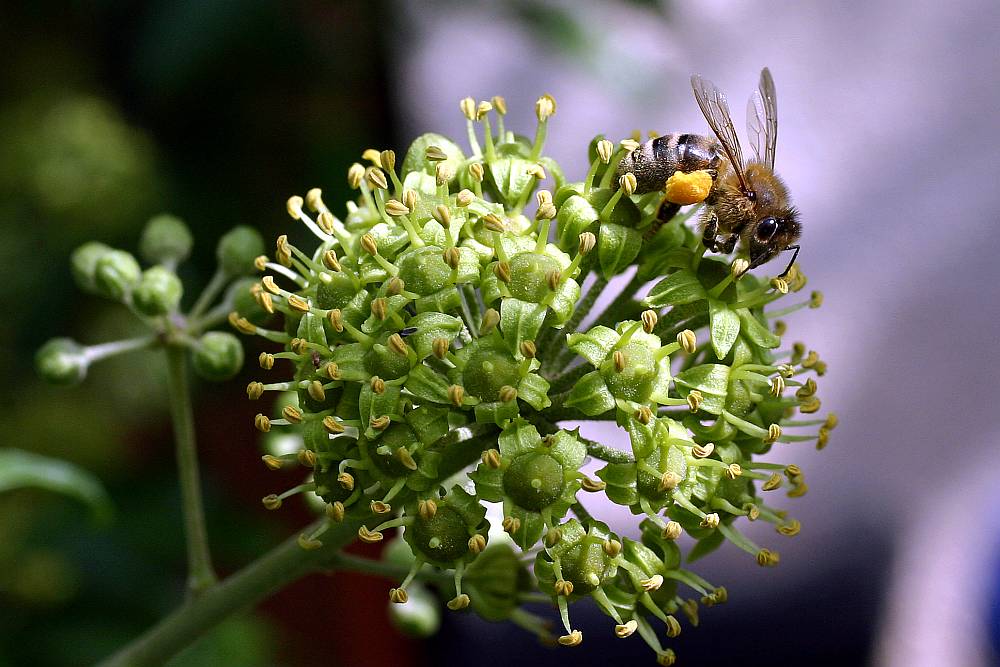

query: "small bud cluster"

left=38, top=216, right=263, bottom=385
left=241, top=98, right=834, bottom=663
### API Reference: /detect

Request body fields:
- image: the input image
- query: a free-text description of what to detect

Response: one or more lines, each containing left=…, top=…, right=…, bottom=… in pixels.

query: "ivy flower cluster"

left=237, top=95, right=834, bottom=665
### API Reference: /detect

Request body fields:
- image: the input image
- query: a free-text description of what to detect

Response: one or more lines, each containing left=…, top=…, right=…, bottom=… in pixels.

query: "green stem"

left=188, top=268, right=227, bottom=320
left=97, top=517, right=349, bottom=667
left=165, top=345, right=217, bottom=597
left=96, top=430, right=495, bottom=667
left=85, top=336, right=158, bottom=363
left=330, top=553, right=453, bottom=586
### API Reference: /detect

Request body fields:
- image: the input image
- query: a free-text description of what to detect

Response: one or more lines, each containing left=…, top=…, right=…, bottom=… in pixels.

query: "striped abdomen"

left=616, top=133, right=722, bottom=194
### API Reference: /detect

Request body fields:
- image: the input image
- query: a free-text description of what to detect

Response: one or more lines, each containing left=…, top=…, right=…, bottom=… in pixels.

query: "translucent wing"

left=691, top=73, right=749, bottom=192
left=749, top=67, right=778, bottom=169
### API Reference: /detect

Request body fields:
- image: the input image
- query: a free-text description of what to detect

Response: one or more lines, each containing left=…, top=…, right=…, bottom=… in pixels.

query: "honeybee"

left=618, top=68, right=801, bottom=276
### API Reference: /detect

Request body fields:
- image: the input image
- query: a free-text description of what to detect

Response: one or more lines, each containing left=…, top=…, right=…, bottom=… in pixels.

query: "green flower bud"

left=404, top=487, right=487, bottom=567
left=139, top=214, right=193, bottom=265
left=217, top=226, right=265, bottom=277
left=70, top=242, right=113, bottom=294
left=191, top=332, right=244, bottom=381
left=132, top=266, right=183, bottom=316
left=94, top=249, right=141, bottom=301
left=35, top=338, right=88, bottom=386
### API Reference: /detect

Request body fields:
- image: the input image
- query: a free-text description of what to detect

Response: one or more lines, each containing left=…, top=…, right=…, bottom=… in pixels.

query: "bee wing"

left=747, top=67, right=779, bottom=169
left=691, top=73, right=749, bottom=192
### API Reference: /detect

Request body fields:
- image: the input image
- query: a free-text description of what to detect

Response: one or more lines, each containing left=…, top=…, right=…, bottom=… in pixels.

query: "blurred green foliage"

left=0, top=1, right=393, bottom=664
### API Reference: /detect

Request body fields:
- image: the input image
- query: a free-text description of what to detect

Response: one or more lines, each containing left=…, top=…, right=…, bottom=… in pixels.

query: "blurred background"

left=2, top=1, right=998, bottom=665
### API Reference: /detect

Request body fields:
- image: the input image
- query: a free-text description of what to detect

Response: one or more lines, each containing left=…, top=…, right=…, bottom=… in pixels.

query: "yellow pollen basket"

left=663, top=169, right=714, bottom=205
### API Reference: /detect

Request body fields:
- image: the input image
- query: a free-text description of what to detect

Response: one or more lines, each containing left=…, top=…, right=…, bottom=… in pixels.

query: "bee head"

left=747, top=208, right=800, bottom=270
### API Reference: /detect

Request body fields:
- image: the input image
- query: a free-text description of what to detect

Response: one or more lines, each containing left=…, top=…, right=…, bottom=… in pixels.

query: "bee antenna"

left=778, top=245, right=800, bottom=278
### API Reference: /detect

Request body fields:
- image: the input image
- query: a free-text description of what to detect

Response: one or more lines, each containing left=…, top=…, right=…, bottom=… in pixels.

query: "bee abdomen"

left=616, top=133, right=722, bottom=194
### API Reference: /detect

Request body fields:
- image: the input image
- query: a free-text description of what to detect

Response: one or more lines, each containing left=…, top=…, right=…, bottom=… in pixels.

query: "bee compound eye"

left=757, top=217, right=778, bottom=241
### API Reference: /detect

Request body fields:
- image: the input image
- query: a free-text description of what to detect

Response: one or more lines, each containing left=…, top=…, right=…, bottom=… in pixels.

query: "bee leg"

left=644, top=199, right=681, bottom=240
left=777, top=245, right=800, bottom=278
left=656, top=200, right=680, bottom=225
left=717, top=234, right=738, bottom=254
left=701, top=213, right=720, bottom=251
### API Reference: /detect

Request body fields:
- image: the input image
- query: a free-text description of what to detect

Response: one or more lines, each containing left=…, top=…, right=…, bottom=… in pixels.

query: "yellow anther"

left=596, top=139, right=614, bottom=164
left=297, top=449, right=317, bottom=468
left=603, top=539, right=622, bottom=557
left=692, top=442, right=715, bottom=458
left=286, top=195, right=304, bottom=220
left=282, top=405, right=303, bottom=424
left=358, top=526, right=383, bottom=543
left=641, top=309, right=658, bottom=333
left=482, top=448, right=502, bottom=469
left=613, top=350, right=627, bottom=372
left=662, top=521, right=682, bottom=540
left=658, top=471, right=681, bottom=492
left=447, top=594, right=470, bottom=610
left=253, top=414, right=271, bottom=432
left=418, top=499, right=438, bottom=521
left=618, top=172, right=638, bottom=195
left=337, top=472, right=355, bottom=491
left=615, top=620, right=638, bottom=638
left=468, top=534, right=487, bottom=554
left=327, top=501, right=346, bottom=522
left=298, top=534, right=322, bottom=550
left=535, top=94, right=557, bottom=122
left=557, top=630, right=583, bottom=647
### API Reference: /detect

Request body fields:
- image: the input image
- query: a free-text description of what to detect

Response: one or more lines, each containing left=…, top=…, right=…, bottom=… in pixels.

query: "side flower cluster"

left=240, top=95, right=834, bottom=665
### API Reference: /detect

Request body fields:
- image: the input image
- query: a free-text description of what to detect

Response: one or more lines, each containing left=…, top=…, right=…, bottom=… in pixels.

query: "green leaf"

left=597, top=221, right=642, bottom=279
left=405, top=312, right=463, bottom=360
left=498, top=418, right=542, bottom=458
left=404, top=365, right=451, bottom=404
left=405, top=405, right=451, bottom=445
left=686, top=529, right=725, bottom=563
left=332, top=343, right=368, bottom=381
left=566, top=325, right=619, bottom=367
left=402, top=132, right=465, bottom=178
left=555, top=194, right=599, bottom=250
left=564, top=371, right=615, bottom=416
left=736, top=308, right=780, bottom=349
left=500, top=299, right=548, bottom=351
left=644, top=269, right=706, bottom=307
left=516, top=373, right=551, bottom=411
left=506, top=502, right=546, bottom=550
left=0, top=449, right=112, bottom=524
left=708, top=299, right=740, bottom=359
left=414, top=287, right=462, bottom=315
left=548, top=430, right=586, bottom=469
left=674, top=364, right=731, bottom=415
left=474, top=400, right=519, bottom=426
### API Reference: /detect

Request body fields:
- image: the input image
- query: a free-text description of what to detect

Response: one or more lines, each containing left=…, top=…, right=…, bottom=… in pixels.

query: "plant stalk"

left=165, top=345, right=217, bottom=597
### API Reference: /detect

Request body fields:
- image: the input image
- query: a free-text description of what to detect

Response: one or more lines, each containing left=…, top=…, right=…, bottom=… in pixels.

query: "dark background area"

left=3, top=1, right=997, bottom=666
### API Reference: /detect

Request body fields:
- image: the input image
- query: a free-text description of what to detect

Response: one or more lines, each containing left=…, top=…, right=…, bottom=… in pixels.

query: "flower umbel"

left=217, top=96, right=833, bottom=663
